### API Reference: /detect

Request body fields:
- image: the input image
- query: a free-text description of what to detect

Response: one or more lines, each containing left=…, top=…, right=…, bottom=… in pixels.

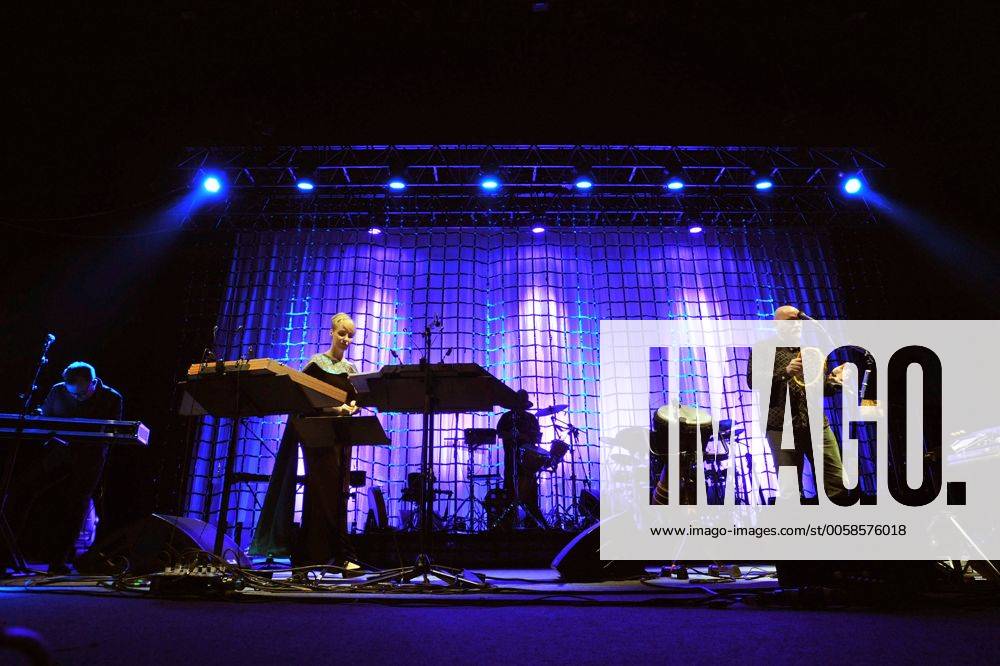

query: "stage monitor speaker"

left=76, top=513, right=250, bottom=575
left=551, top=515, right=646, bottom=581
left=578, top=488, right=600, bottom=524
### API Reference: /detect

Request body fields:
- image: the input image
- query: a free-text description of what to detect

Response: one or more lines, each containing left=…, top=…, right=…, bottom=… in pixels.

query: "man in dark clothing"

left=747, top=306, right=848, bottom=503
left=2, top=361, right=122, bottom=574
left=496, top=389, right=546, bottom=528
left=41, top=363, right=123, bottom=422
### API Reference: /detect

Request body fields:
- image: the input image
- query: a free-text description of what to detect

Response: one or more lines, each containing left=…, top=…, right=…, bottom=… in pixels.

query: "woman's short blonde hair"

left=331, top=313, right=354, bottom=330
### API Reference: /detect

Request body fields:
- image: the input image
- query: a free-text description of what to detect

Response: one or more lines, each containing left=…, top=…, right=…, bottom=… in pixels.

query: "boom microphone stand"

left=0, top=333, right=56, bottom=574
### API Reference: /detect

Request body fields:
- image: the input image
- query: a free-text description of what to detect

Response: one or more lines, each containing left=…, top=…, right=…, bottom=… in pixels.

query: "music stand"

left=179, top=359, right=348, bottom=558
left=294, top=415, right=390, bottom=449
left=352, top=361, right=519, bottom=587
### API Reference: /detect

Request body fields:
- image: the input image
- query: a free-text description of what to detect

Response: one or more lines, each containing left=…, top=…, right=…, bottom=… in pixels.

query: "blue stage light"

left=296, top=180, right=315, bottom=191
left=666, top=178, right=684, bottom=191
left=532, top=226, right=546, bottom=234
left=843, top=176, right=863, bottom=195
left=480, top=177, right=500, bottom=191
left=574, top=177, right=593, bottom=190
left=755, top=179, right=773, bottom=191
left=202, top=176, right=221, bottom=193
left=387, top=178, right=406, bottom=191
left=368, top=227, right=383, bottom=235
left=688, top=225, right=703, bottom=234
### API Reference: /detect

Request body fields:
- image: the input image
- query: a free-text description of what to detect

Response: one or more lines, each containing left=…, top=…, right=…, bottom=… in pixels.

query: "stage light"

left=532, top=226, right=546, bottom=234
left=662, top=156, right=685, bottom=190
left=755, top=179, right=773, bottom=191
left=573, top=167, right=594, bottom=190
left=843, top=176, right=863, bottom=195
left=480, top=176, right=500, bottom=191
left=368, top=227, right=383, bottom=235
left=688, top=225, right=703, bottom=234
left=296, top=180, right=315, bottom=191
left=387, top=157, right=409, bottom=191
left=202, top=176, right=221, bottom=193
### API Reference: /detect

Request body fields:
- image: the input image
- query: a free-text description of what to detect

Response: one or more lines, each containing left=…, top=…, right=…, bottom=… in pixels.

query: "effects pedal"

left=149, top=564, right=245, bottom=596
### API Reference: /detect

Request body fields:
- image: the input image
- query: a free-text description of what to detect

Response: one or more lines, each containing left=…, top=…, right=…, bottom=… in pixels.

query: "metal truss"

left=177, top=145, right=885, bottom=229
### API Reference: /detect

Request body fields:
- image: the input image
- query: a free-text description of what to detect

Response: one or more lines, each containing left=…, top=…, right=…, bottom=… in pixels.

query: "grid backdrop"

left=183, top=226, right=872, bottom=549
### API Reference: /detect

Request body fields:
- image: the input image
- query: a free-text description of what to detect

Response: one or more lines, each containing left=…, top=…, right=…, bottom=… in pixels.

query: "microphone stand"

left=799, top=314, right=876, bottom=389
left=358, top=316, right=485, bottom=587
left=1, top=334, right=56, bottom=574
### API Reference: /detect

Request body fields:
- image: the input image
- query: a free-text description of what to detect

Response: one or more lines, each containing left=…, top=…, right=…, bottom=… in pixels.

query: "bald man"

left=747, top=305, right=848, bottom=503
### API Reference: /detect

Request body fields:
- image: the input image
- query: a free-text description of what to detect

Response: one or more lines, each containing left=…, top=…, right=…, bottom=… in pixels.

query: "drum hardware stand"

left=490, top=465, right=549, bottom=530
left=551, top=415, right=586, bottom=528
left=451, top=430, right=498, bottom=532
left=462, top=473, right=498, bottom=531
left=0, top=333, right=55, bottom=575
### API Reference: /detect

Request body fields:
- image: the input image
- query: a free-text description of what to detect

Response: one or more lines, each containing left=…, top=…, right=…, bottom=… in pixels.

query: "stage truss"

left=177, top=145, right=884, bottom=229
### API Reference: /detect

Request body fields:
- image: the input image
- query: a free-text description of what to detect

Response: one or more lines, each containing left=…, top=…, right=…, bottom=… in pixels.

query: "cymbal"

left=533, top=404, right=568, bottom=417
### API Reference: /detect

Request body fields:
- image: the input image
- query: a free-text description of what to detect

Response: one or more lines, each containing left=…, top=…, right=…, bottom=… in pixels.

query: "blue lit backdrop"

left=183, top=226, right=856, bottom=549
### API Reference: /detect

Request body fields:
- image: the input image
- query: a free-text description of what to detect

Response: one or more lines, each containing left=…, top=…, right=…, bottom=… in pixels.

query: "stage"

left=6, top=5, right=1000, bottom=662
left=4, top=566, right=1000, bottom=665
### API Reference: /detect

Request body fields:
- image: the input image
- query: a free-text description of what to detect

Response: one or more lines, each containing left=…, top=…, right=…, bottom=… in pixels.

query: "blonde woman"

left=251, top=313, right=361, bottom=569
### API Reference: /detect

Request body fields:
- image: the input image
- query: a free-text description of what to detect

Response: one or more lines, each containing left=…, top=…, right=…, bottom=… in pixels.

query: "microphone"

left=235, top=325, right=248, bottom=362
left=42, top=332, right=56, bottom=357
left=389, top=349, right=401, bottom=364
left=202, top=325, right=220, bottom=364
left=796, top=311, right=815, bottom=321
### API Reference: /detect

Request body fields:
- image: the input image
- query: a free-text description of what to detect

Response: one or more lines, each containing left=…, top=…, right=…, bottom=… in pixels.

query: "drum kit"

left=517, top=404, right=590, bottom=530
left=519, top=403, right=572, bottom=473
left=395, top=397, right=757, bottom=530
left=489, top=402, right=590, bottom=530
left=433, top=402, right=591, bottom=532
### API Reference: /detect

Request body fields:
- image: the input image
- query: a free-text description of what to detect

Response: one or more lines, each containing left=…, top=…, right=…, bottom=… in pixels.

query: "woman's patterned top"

left=307, top=352, right=358, bottom=376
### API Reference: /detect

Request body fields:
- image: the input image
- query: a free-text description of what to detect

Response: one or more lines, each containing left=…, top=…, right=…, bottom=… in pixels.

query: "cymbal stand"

left=552, top=415, right=586, bottom=528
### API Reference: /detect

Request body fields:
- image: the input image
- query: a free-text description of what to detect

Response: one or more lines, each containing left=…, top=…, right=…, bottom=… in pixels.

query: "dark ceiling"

left=5, top=2, right=996, bottom=225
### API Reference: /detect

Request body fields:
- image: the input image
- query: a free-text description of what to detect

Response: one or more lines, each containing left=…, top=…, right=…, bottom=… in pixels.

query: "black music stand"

left=352, top=362, right=519, bottom=587
left=294, top=415, right=390, bottom=448
left=179, top=361, right=347, bottom=559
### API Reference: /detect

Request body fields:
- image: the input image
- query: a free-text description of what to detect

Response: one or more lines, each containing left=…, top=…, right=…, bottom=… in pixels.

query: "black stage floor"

left=3, top=567, right=1000, bottom=664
